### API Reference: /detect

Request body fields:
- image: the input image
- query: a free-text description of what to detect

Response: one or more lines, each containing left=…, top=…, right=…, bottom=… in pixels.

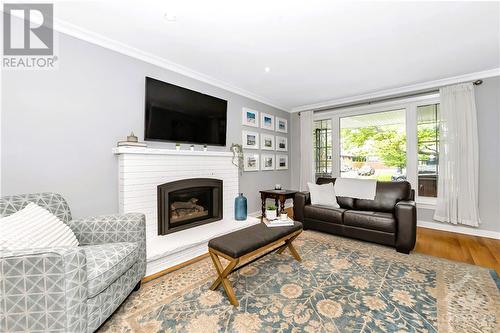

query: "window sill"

left=416, top=198, right=436, bottom=210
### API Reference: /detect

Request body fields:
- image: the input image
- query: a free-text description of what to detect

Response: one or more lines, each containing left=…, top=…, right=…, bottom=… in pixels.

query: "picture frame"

left=276, top=136, right=288, bottom=151
left=242, top=131, right=259, bottom=149
left=242, top=107, right=259, bottom=127
left=260, top=112, right=275, bottom=131
left=276, top=154, right=288, bottom=170
left=260, top=133, right=275, bottom=151
left=261, top=154, right=275, bottom=171
left=243, top=153, right=260, bottom=172
left=275, top=117, right=288, bottom=133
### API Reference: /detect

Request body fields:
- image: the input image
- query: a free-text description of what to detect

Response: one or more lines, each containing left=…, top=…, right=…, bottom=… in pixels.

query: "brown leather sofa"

left=293, top=177, right=416, bottom=254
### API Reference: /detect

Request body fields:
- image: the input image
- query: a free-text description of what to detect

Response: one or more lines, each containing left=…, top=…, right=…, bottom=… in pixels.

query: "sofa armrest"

left=395, top=200, right=417, bottom=254
left=293, top=192, right=310, bottom=222
left=68, top=213, right=147, bottom=277
left=0, top=247, right=87, bottom=333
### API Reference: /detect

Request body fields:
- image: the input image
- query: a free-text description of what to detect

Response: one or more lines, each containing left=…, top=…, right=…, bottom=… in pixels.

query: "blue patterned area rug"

left=100, top=231, right=499, bottom=332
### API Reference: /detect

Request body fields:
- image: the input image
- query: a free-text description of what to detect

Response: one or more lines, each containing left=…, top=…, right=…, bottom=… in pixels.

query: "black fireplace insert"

left=157, top=178, right=223, bottom=235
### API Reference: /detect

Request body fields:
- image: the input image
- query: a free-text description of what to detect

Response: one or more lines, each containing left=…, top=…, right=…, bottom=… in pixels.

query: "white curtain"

left=299, top=110, right=315, bottom=191
left=434, top=83, right=481, bottom=227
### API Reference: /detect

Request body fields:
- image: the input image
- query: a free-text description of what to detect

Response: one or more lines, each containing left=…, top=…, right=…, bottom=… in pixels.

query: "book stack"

left=117, top=141, right=147, bottom=147
left=263, top=216, right=294, bottom=227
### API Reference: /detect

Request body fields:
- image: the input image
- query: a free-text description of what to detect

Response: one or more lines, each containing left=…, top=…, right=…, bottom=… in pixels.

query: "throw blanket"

left=334, top=178, right=377, bottom=200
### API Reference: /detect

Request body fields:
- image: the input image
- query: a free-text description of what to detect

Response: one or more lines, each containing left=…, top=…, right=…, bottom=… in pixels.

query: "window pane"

left=417, top=104, right=439, bottom=197
left=340, top=109, right=406, bottom=181
left=314, top=119, right=332, bottom=178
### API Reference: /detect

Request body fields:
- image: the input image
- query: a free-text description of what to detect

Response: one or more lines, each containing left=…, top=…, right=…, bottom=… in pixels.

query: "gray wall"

left=418, top=76, right=500, bottom=233
left=1, top=31, right=291, bottom=217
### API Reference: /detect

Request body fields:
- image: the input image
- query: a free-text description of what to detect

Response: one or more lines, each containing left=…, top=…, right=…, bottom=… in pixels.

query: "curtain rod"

left=299, top=79, right=483, bottom=115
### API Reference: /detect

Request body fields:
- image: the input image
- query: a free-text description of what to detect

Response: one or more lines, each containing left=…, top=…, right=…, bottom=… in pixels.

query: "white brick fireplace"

left=113, top=147, right=259, bottom=276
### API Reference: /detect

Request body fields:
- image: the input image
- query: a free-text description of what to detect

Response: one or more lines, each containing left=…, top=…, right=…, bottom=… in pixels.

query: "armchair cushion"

left=67, top=213, right=147, bottom=280
left=83, top=242, right=139, bottom=298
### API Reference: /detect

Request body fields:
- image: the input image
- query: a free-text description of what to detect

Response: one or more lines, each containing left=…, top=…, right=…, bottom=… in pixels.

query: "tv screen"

left=144, top=77, right=227, bottom=146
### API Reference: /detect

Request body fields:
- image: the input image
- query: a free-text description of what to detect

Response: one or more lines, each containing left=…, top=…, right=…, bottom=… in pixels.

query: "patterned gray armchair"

left=0, top=193, right=146, bottom=333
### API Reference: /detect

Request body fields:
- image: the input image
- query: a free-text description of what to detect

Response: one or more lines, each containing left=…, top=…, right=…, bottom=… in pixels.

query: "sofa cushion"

left=354, top=181, right=411, bottom=212
left=83, top=242, right=139, bottom=298
left=304, top=205, right=346, bottom=224
left=343, top=210, right=396, bottom=233
left=316, top=177, right=355, bottom=209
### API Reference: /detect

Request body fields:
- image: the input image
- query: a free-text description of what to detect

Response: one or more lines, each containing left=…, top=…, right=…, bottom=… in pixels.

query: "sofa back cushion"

left=316, top=177, right=354, bottom=209
left=354, top=181, right=412, bottom=212
left=316, top=177, right=411, bottom=212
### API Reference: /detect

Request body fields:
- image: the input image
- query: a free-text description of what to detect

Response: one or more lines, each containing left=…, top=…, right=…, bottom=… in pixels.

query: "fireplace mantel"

left=114, top=145, right=258, bottom=277
left=113, top=146, right=233, bottom=157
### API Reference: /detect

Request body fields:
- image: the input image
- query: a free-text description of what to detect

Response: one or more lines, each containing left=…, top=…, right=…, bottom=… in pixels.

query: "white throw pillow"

left=0, top=202, right=79, bottom=251
left=307, top=182, right=340, bottom=208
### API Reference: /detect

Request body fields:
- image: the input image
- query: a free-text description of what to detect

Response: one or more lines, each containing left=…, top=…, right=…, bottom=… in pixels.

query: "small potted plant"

left=266, top=204, right=277, bottom=220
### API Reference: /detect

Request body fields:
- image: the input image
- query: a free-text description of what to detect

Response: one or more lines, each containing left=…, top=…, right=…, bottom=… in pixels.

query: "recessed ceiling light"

left=164, top=12, right=177, bottom=22
left=264, top=67, right=271, bottom=73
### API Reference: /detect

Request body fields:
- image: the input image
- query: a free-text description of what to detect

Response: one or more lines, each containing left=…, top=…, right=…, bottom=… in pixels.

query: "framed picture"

left=276, top=136, right=288, bottom=151
left=242, top=108, right=259, bottom=127
left=242, top=131, right=259, bottom=149
left=260, top=112, right=275, bottom=130
left=243, top=153, right=260, bottom=171
left=260, top=134, right=275, bottom=151
left=276, top=117, right=288, bottom=133
left=261, top=154, right=275, bottom=171
left=276, top=154, right=288, bottom=170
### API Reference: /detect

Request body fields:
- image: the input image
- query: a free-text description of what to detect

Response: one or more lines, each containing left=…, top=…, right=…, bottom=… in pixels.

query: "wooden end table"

left=259, top=189, right=298, bottom=218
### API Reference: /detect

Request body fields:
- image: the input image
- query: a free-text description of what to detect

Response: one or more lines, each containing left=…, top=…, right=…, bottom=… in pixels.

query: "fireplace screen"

left=169, top=188, right=212, bottom=226
left=158, top=178, right=222, bottom=235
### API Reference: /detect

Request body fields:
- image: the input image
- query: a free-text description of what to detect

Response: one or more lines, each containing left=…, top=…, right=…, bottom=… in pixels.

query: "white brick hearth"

left=114, top=147, right=260, bottom=276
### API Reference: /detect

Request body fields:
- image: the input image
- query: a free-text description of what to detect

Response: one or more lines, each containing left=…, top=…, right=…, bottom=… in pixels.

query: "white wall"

left=1, top=30, right=291, bottom=217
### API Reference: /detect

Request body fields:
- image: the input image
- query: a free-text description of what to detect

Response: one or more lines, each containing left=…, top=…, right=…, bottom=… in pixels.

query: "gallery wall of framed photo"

left=242, top=107, right=289, bottom=172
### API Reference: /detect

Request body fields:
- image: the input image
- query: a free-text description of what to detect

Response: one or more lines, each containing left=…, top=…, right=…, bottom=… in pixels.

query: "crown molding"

left=48, top=18, right=290, bottom=112
left=291, top=68, right=500, bottom=112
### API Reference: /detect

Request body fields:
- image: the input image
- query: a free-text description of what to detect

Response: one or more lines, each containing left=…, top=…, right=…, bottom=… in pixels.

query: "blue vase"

left=234, top=193, right=247, bottom=220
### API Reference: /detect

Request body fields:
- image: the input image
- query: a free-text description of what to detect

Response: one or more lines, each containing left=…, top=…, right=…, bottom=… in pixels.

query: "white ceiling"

left=52, top=0, right=499, bottom=111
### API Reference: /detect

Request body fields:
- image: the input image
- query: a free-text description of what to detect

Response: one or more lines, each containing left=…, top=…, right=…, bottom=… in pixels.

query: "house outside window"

left=340, top=109, right=406, bottom=181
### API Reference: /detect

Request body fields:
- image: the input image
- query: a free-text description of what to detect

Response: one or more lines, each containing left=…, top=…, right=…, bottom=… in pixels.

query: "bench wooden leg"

left=276, top=234, right=302, bottom=262
left=208, top=249, right=240, bottom=306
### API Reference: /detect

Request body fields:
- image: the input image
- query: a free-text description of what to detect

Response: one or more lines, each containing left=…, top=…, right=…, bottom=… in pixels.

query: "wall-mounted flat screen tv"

left=144, top=77, right=227, bottom=146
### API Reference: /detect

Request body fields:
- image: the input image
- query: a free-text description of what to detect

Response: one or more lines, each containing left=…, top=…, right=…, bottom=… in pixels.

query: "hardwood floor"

left=285, top=207, right=500, bottom=275
left=415, top=227, right=500, bottom=275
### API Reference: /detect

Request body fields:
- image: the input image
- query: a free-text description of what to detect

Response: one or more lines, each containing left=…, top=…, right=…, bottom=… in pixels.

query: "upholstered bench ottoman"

left=207, top=221, right=303, bottom=305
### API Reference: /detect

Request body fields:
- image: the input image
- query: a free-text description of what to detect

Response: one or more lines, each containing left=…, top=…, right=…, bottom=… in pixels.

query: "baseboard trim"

left=142, top=252, right=209, bottom=283
left=417, top=220, right=500, bottom=240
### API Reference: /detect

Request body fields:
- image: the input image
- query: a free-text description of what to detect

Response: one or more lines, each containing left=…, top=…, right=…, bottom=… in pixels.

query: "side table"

left=259, top=189, right=298, bottom=218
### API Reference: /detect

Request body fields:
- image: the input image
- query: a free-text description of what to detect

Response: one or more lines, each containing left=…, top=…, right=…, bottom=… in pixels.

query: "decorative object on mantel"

left=230, top=143, right=243, bottom=172
left=189, top=145, right=195, bottom=151
left=203, top=144, right=208, bottom=152
left=117, top=132, right=147, bottom=147
left=234, top=193, right=247, bottom=221
left=175, top=143, right=181, bottom=151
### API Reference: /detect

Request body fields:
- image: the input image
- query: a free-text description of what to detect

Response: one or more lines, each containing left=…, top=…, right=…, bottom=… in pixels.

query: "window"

left=340, top=109, right=406, bottom=181
left=417, top=104, right=440, bottom=197
left=313, top=94, right=441, bottom=205
left=314, top=119, right=332, bottom=178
